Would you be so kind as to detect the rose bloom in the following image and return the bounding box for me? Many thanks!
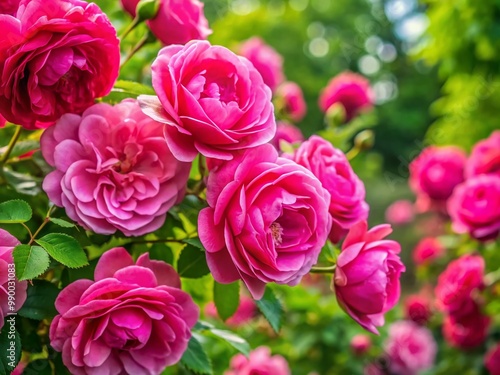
[41,99,190,236]
[204,295,257,327]
[270,121,304,151]
[275,82,307,122]
[225,347,290,375]
[0,0,119,129]
[466,131,500,178]
[50,247,199,375]
[333,221,405,334]
[198,144,331,299]
[385,199,414,225]
[120,0,211,46]
[448,174,500,241]
[0,114,6,128]
[384,321,437,375]
[286,135,369,243]
[140,40,276,162]
[0,229,27,326]
[404,294,432,325]
[238,37,285,92]
[485,343,500,375]
[0,0,19,15]
[409,146,467,212]
[412,237,445,266]
[443,303,490,350]
[351,334,371,356]
[318,71,374,122]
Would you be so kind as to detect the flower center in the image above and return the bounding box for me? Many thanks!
[269,222,283,246]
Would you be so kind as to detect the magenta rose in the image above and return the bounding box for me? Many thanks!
[350,334,371,356]
[385,199,414,225]
[0,114,6,128]
[443,303,490,350]
[270,121,304,151]
[120,0,211,45]
[404,294,432,325]
[384,321,437,375]
[448,174,500,241]
[204,295,257,327]
[198,144,331,299]
[286,135,369,243]
[486,343,500,375]
[275,81,306,122]
[238,37,285,92]
[333,221,405,334]
[50,247,199,375]
[0,0,19,15]
[466,131,500,178]
[318,71,374,122]
[412,237,444,266]
[409,146,466,212]
[41,99,190,236]
[0,0,119,129]
[140,40,276,162]
[225,346,290,375]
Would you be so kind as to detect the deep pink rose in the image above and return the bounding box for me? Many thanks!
[204,295,257,327]
[50,247,199,375]
[41,99,190,236]
[384,321,436,375]
[198,144,331,299]
[0,229,27,326]
[318,71,374,122]
[287,135,369,243]
[404,294,432,325]
[238,37,285,92]
[486,343,500,375]
[385,199,414,225]
[140,40,276,162]
[412,237,444,266]
[120,0,211,45]
[275,82,306,122]
[466,131,500,178]
[350,334,371,356]
[448,174,500,241]
[409,146,466,212]
[333,221,405,334]
[225,346,290,375]
[0,114,6,128]
[0,0,119,129]
[270,121,304,151]
[443,303,490,349]
[0,0,19,15]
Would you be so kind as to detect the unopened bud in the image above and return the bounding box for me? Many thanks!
[325,103,346,128]
[136,0,160,21]
[354,130,375,150]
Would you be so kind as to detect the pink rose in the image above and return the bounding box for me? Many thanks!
[385,199,414,225]
[198,144,331,299]
[0,0,119,129]
[318,71,374,122]
[485,343,500,375]
[204,295,257,327]
[448,174,500,241]
[384,321,437,375]
[404,294,432,325]
[0,114,6,128]
[443,303,490,349]
[41,99,190,236]
[333,221,405,334]
[0,229,27,325]
[409,146,466,212]
[286,135,369,243]
[275,82,306,122]
[350,334,371,356]
[140,40,276,162]
[120,0,211,45]
[466,131,500,178]
[50,247,199,375]
[270,121,304,151]
[0,0,19,15]
[412,237,444,266]
[238,37,285,92]
[225,346,290,375]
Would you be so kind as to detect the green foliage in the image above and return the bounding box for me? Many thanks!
[49,218,75,228]
[35,233,89,269]
[213,282,240,321]
[0,199,32,223]
[255,287,284,334]
[177,244,211,279]
[18,280,59,320]
[181,334,213,375]
[0,326,21,374]
[13,245,50,281]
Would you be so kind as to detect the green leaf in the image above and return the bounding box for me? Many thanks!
[36,233,88,268]
[22,359,52,375]
[18,280,59,320]
[180,334,212,375]
[183,237,205,250]
[213,281,239,321]
[0,199,32,223]
[149,243,174,265]
[2,170,41,196]
[8,140,39,159]
[208,328,250,356]
[49,218,75,228]
[255,287,283,333]
[13,245,50,281]
[177,244,210,279]
[112,80,155,96]
[0,322,21,374]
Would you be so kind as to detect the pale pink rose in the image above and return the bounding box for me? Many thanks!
[225,346,290,375]
[466,131,500,178]
[404,294,432,325]
[238,37,285,92]
[120,0,211,45]
[447,174,500,241]
[286,135,369,243]
[485,343,500,375]
[333,221,405,334]
[204,295,257,327]
[385,321,437,375]
[443,303,490,349]
[198,144,331,299]
[385,200,414,225]
[140,40,276,162]
[0,0,19,15]
[41,99,190,236]
[412,237,445,266]
[319,71,374,122]
[350,334,371,355]
[270,121,304,151]
[0,0,119,129]
[275,82,306,122]
[50,247,199,375]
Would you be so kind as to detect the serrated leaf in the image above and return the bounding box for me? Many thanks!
[50,218,75,228]
[18,280,59,320]
[180,334,212,375]
[183,237,205,250]
[208,328,250,356]
[177,244,210,278]
[13,245,50,281]
[0,323,21,374]
[255,287,283,333]
[36,233,88,268]
[213,281,239,321]
[0,199,32,223]
[149,243,174,265]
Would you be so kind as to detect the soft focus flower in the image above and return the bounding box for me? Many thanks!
[225,346,290,375]
[404,294,432,325]
[204,295,257,327]
[384,321,437,375]
[140,40,276,162]
[333,221,405,334]
[0,0,19,15]
[351,334,371,355]
[466,131,500,178]
[275,82,306,122]
[287,135,369,243]
[485,343,500,375]
[238,37,285,92]
[385,200,414,225]
[0,0,120,129]
[50,247,199,375]
[41,99,190,236]
[447,174,500,241]
[409,146,466,212]
[120,0,211,45]
[364,362,386,375]
[412,237,445,266]
[443,304,490,350]
[270,121,304,151]
[198,144,331,299]
[318,71,374,122]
